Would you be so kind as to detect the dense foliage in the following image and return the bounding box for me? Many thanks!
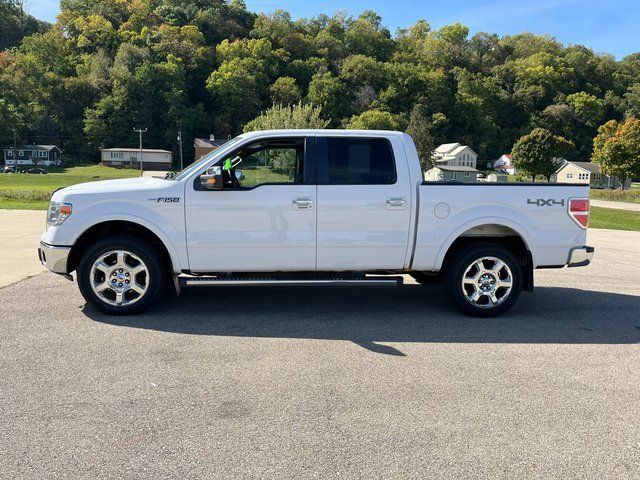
[1,1,640,166]
[243,103,328,132]
[592,118,640,188]
[511,128,574,180]
[0,0,49,50]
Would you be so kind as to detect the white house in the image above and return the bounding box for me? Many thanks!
[493,154,516,175]
[100,148,172,170]
[3,145,62,167]
[432,143,478,169]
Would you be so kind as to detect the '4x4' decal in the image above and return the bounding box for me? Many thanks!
[527,198,565,207]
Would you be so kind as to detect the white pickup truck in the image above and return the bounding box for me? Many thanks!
[39,130,593,317]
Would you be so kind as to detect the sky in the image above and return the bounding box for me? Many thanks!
[26,0,640,59]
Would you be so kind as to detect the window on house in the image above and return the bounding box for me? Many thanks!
[464,172,470,177]
[7,150,12,157]
[18,150,23,156]
[567,173,573,179]
[452,172,457,180]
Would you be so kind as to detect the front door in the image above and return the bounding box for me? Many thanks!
[185,137,317,272]
[316,136,412,270]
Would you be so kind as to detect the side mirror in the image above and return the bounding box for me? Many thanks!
[200,166,223,190]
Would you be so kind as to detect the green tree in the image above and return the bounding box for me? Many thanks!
[306,72,348,124]
[206,57,268,133]
[346,109,404,130]
[566,92,604,127]
[592,118,640,190]
[0,0,50,50]
[270,77,301,106]
[344,11,394,61]
[512,128,574,181]
[243,102,328,131]
[406,106,447,170]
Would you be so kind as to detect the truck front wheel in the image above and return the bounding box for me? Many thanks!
[445,242,522,317]
[77,235,169,315]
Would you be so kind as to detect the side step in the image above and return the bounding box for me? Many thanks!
[179,275,404,288]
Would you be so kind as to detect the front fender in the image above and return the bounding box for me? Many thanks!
[42,200,186,273]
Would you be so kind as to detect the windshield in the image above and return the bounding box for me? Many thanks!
[172,136,245,182]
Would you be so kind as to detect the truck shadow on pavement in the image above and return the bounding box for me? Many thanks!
[85,285,640,356]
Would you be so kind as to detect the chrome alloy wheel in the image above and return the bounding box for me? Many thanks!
[461,256,513,309]
[90,250,149,307]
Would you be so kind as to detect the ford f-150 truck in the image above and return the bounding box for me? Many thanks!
[39,130,593,317]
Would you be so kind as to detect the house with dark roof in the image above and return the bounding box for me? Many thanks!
[425,165,479,183]
[3,145,62,167]
[194,135,228,160]
[554,161,631,189]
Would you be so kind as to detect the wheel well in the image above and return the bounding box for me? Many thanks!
[441,225,534,292]
[67,221,173,273]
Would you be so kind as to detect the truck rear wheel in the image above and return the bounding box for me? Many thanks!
[444,242,522,317]
[77,235,169,315]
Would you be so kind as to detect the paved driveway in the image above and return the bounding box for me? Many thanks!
[0,209,45,287]
[1,229,639,479]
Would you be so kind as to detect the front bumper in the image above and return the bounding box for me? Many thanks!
[38,242,71,274]
[567,246,594,267]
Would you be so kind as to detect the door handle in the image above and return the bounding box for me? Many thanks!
[292,197,314,210]
[386,197,407,208]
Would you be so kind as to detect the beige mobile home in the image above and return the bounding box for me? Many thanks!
[100,148,172,170]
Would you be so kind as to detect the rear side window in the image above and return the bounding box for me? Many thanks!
[318,137,396,185]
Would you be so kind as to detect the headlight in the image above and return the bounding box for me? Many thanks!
[47,201,73,226]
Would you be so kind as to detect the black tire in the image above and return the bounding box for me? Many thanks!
[444,242,522,318]
[77,234,169,315]
[410,272,441,284]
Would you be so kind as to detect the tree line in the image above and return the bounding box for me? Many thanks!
[1,0,640,170]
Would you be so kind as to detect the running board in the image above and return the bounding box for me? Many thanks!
[179,275,404,288]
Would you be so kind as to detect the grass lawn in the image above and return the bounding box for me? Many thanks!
[589,206,640,231]
[0,164,139,210]
[589,188,640,204]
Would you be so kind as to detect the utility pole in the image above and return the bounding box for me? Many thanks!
[177,130,184,171]
[133,127,147,176]
[11,128,17,171]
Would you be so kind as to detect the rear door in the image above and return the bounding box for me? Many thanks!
[316,135,412,270]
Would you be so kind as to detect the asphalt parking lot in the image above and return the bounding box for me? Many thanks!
[1,229,640,479]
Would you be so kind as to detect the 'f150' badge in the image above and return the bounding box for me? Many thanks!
[148,197,181,203]
[527,198,565,207]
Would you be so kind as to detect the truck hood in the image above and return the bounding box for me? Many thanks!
[54,177,173,197]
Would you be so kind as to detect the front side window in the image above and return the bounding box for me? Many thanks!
[205,138,306,189]
[7,150,12,157]
[318,137,395,185]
